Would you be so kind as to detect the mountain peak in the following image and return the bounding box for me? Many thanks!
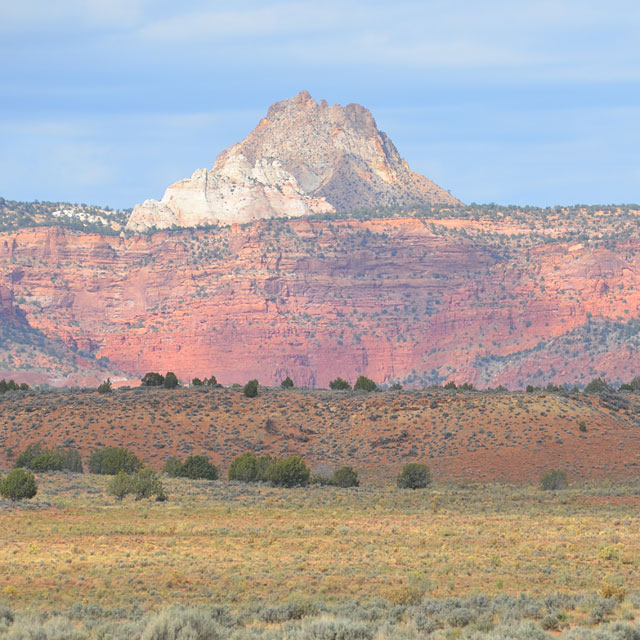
[127,93,460,231]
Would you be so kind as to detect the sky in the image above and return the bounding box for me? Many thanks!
[0,0,638,209]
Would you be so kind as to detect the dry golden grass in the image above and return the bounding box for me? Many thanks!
[1,473,639,612]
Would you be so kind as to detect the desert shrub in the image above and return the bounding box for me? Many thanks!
[584,377,609,394]
[228,452,259,482]
[443,381,457,390]
[354,376,377,392]
[107,471,133,501]
[15,443,83,473]
[540,469,568,490]
[2,614,88,640]
[14,442,45,469]
[162,456,183,477]
[177,455,218,480]
[132,468,167,501]
[88,447,142,475]
[332,466,360,488]
[397,463,431,489]
[97,378,112,393]
[164,372,179,389]
[389,383,403,391]
[540,614,559,630]
[0,468,37,501]
[141,606,225,640]
[107,469,167,501]
[243,379,259,397]
[266,456,310,487]
[30,451,63,472]
[329,377,351,390]
[191,377,204,386]
[206,376,218,387]
[281,376,294,388]
[141,372,165,387]
[0,379,29,393]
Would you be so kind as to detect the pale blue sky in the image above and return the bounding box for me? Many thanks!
[1,0,638,208]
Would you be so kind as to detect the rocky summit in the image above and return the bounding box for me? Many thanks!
[127,91,459,231]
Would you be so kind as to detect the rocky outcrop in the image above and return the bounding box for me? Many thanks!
[127,91,459,231]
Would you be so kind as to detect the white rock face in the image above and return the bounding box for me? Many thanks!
[127,154,335,231]
[127,91,459,232]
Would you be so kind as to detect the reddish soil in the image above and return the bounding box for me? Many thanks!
[1,387,639,483]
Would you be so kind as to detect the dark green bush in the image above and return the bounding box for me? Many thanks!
[15,443,83,473]
[0,468,37,501]
[243,379,259,397]
[584,378,609,394]
[353,376,377,392]
[0,379,29,393]
[331,466,360,488]
[30,451,63,472]
[141,372,165,387]
[540,469,568,490]
[97,378,112,393]
[228,453,276,482]
[228,452,259,482]
[162,456,183,477]
[132,468,167,501]
[107,469,167,501]
[397,463,431,489]
[266,456,310,487]
[89,447,143,475]
[281,376,294,389]
[191,377,204,386]
[329,377,351,391]
[106,470,132,500]
[177,455,218,480]
[164,372,179,389]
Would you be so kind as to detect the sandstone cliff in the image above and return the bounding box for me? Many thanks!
[127,91,459,231]
[3,206,640,389]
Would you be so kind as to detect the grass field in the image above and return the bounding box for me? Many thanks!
[1,473,639,638]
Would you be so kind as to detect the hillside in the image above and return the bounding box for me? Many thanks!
[1,387,639,483]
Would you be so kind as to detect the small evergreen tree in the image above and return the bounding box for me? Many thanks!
[329,377,351,391]
[0,468,37,501]
[540,469,568,490]
[353,376,377,392]
[132,468,167,501]
[206,375,218,387]
[164,372,179,389]
[280,376,294,389]
[141,372,165,387]
[162,456,183,477]
[584,378,609,394]
[397,463,431,489]
[97,378,112,393]
[266,456,310,487]
[228,452,259,482]
[332,466,359,488]
[107,470,133,500]
[243,379,259,398]
[178,455,218,480]
[191,377,204,387]
[89,447,143,475]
